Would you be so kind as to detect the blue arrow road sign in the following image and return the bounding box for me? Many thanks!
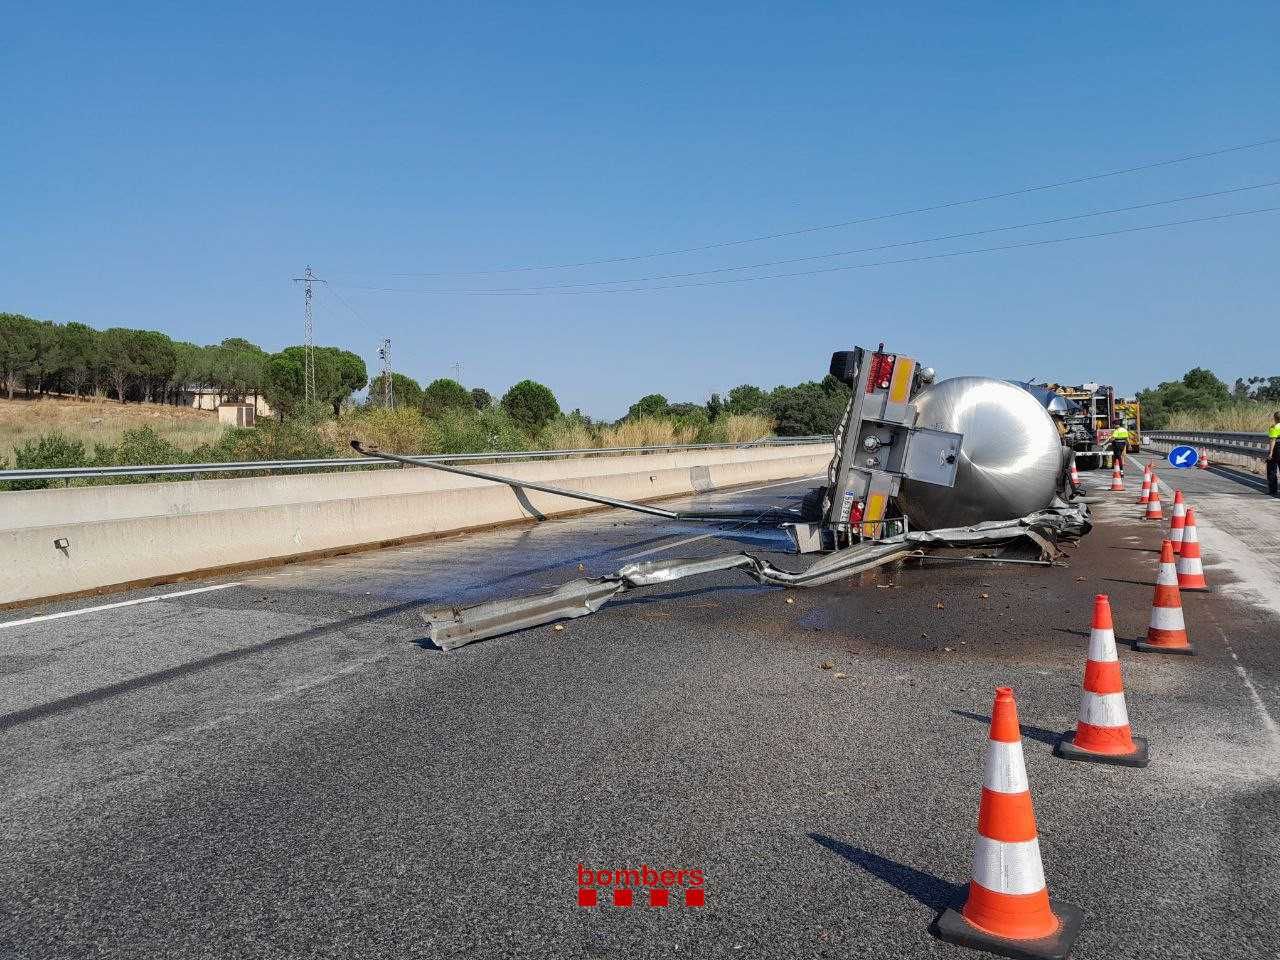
[1168,445,1199,469]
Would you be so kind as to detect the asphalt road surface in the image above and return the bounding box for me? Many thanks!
[2,460,1278,959]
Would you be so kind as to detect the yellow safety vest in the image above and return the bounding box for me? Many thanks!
[1270,424,1280,440]
[1112,428,1130,441]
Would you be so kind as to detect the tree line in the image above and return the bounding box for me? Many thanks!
[1,310,856,437]
[1136,367,1280,428]
[624,375,853,437]
[0,312,367,417]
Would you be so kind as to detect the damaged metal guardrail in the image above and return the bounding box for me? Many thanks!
[347,442,802,524]
[422,501,1090,650]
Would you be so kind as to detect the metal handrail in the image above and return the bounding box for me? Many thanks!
[0,436,833,483]
[1146,430,1267,442]
[1143,430,1269,461]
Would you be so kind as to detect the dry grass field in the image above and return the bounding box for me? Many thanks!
[1163,403,1276,432]
[0,397,224,462]
[1,399,781,471]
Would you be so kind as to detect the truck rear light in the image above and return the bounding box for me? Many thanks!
[866,353,896,394]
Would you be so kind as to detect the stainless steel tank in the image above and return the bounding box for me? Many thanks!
[899,377,1064,530]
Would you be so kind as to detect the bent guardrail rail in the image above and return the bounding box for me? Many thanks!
[0,437,833,484]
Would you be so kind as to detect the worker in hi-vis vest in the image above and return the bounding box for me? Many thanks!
[1110,423,1131,473]
[1267,411,1280,497]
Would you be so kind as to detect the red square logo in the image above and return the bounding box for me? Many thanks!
[684,888,705,907]
[577,888,597,908]
[648,888,669,908]
[612,888,634,908]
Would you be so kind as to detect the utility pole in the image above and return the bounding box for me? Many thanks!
[291,266,321,405]
[378,338,393,407]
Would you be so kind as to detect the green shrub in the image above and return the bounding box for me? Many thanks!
[344,407,441,454]
[695,419,729,444]
[670,405,710,437]
[89,425,192,484]
[436,408,530,454]
[194,421,338,463]
[10,432,89,490]
[116,426,186,464]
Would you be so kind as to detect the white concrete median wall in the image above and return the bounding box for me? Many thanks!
[0,444,831,606]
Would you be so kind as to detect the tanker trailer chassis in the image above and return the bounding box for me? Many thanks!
[785,346,962,552]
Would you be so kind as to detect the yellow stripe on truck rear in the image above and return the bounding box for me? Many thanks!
[862,492,887,539]
[889,357,915,404]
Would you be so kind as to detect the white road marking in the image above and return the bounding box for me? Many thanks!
[692,473,825,499]
[618,474,823,562]
[1220,628,1280,749]
[0,583,243,631]
[621,531,719,561]
[1233,653,1280,738]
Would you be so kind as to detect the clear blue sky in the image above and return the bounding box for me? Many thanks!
[3,2,1277,419]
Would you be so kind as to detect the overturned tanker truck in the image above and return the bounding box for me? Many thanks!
[354,344,1091,649]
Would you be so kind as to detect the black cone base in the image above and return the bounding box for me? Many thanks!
[932,902,1082,960]
[1134,640,1196,655]
[1054,732,1149,768]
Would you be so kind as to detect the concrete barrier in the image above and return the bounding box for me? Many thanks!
[0,444,830,607]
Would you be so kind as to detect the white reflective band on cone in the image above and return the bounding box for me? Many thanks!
[1179,557,1204,573]
[972,836,1048,895]
[1079,690,1130,727]
[1150,605,1186,630]
[1156,564,1179,586]
[1087,628,1118,662]
[981,740,1029,794]
[1170,527,1185,543]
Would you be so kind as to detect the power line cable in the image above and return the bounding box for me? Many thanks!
[329,205,1280,296]
[320,283,365,323]
[329,135,1280,278]
[333,179,1279,293]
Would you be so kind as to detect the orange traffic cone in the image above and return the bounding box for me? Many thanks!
[1197,449,1209,469]
[1109,460,1124,491]
[1055,596,1149,767]
[1136,467,1151,504]
[1136,540,1195,655]
[933,688,1081,958]
[1168,491,1186,553]
[1069,460,1081,489]
[1143,476,1163,520]
[1176,507,1209,591]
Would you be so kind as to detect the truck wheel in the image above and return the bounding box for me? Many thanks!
[799,485,828,522]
